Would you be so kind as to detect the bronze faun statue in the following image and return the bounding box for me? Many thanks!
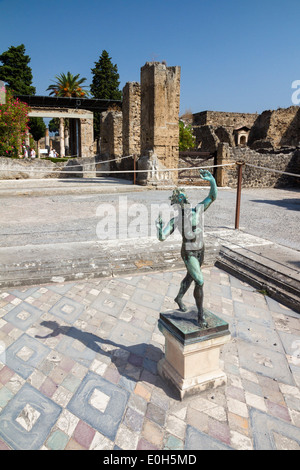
[156,169,217,327]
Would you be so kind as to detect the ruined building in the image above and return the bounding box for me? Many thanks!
[184,106,300,154]
[99,61,181,185]
[248,106,300,150]
[10,61,298,188]
[178,106,300,189]
[188,111,258,153]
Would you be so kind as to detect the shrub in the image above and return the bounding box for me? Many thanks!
[0,89,30,157]
[179,120,196,151]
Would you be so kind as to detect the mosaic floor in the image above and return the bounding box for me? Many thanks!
[0,268,300,450]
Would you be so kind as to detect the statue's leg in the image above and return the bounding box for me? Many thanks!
[185,255,207,327]
[174,272,193,312]
[194,284,205,323]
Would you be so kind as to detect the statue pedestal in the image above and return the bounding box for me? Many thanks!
[158,309,231,400]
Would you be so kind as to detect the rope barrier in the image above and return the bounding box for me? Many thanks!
[245,163,300,178]
[34,154,134,169]
[0,160,298,178]
[96,155,133,165]
[0,163,235,174]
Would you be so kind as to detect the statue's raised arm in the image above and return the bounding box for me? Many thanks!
[195,169,218,213]
[156,214,177,242]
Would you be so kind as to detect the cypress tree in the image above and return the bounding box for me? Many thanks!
[90,50,122,100]
[90,50,122,140]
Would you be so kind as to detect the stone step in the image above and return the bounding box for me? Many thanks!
[1,229,299,320]
[216,246,300,313]
[0,235,221,289]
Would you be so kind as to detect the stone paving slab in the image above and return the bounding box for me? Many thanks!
[0,267,300,450]
[0,178,150,197]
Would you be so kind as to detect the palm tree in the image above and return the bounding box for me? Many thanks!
[47,72,89,97]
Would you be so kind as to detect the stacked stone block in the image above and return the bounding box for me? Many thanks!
[139,62,181,184]
[99,111,123,159]
[122,82,141,157]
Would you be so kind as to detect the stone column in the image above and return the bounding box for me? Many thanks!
[59,118,65,157]
[79,115,94,158]
[122,82,141,157]
[45,127,50,147]
[64,126,69,156]
[139,62,181,185]
[216,142,232,187]
[99,111,123,159]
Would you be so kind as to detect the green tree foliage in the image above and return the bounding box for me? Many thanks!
[90,50,122,139]
[0,44,36,96]
[48,118,59,135]
[0,89,30,157]
[90,50,122,100]
[179,120,196,151]
[28,117,46,143]
[47,72,89,97]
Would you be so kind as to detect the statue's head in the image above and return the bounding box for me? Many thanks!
[169,188,189,207]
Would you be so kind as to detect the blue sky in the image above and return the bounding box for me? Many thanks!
[0,0,299,115]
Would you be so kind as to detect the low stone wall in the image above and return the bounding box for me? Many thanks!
[216,144,300,188]
[63,156,101,178]
[0,156,103,180]
[0,157,65,180]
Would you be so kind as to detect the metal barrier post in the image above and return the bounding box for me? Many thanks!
[235,161,245,230]
[133,155,136,185]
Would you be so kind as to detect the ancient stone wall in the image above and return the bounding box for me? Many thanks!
[192,107,300,153]
[248,106,300,149]
[192,111,258,129]
[139,62,181,184]
[216,143,300,188]
[99,110,123,159]
[188,111,257,153]
[192,125,219,153]
[122,82,141,157]
[80,117,94,158]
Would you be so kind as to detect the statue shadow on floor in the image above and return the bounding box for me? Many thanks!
[35,320,178,400]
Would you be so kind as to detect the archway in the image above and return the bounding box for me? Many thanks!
[239,135,247,146]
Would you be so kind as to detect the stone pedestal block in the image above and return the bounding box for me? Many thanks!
[158,309,231,400]
[137,150,172,186]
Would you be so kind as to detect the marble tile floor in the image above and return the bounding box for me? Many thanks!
[0,267,300,450]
